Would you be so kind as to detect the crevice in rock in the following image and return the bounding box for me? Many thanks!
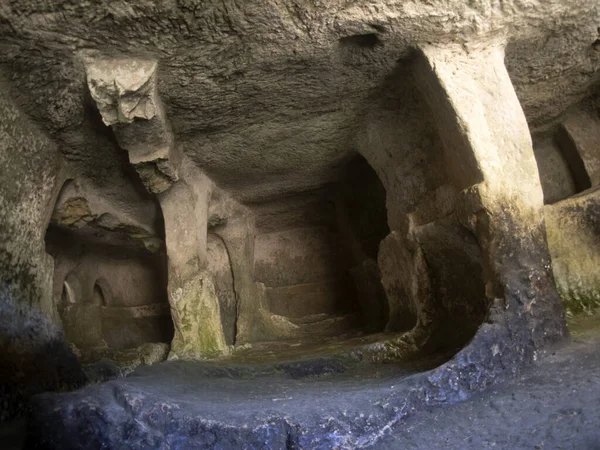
[554,126,592,194]
[339,33,382,49]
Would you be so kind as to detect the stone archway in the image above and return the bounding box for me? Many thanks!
[91,278,112,307]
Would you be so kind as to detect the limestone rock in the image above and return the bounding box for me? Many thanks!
[545,187,600,315]
[82,343,170,381]
[168,272,229,360]
[560,109,600,188]
[51,197,96,228]
[85,58,179,194]
[85,59,159,127]
[378,232,418,332]
[1,0,599,438]
[0,91,86,421]
[206,233,237,345]
[49,179,163,250]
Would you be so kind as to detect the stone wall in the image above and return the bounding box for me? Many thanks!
[0,86,85,422]
[535,99,600,316]
[251,162,389,337]
[254,226,353,319]
[46,231,172,350]
[206,233,236,345]
[545,188,600,314]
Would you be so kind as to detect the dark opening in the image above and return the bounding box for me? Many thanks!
[92,281,107,306]
[44,179,173,358]
[251,154,392,343]
[339,33,382,50]
[554,126,592,194]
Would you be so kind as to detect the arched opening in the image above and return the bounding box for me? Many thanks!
[349,54,490,361]
[191,57,494,367]
[91,280,107,306]
[247,153,391,347]
[44,175,173,367]
[61,280,75,305]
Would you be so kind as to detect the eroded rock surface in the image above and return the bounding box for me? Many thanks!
[168,271,228,360]
[1,0,600,446]
[545,187,600,314]
[85,58,180,194]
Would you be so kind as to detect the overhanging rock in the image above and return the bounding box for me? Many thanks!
[85,58,180,193]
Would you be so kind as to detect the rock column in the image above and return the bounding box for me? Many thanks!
[158,163,228,359]
[86,59,227,359]
[413,41,567,351]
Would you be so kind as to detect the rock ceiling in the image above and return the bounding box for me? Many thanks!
[0,0,598,205]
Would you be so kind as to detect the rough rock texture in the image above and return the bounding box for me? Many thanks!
[376,316,600,449]
[49,178,163,252]
[412,41,567,352]
[0,87,86,422]
[545,187,600,315]
[206,233,237,345]
[24,316,600,449]
[531,134,578,204]
[1,0,600,442]
[82,343,170,382]
[559,106,600,188]
[85,58,180,193]
[1,1,598,201]
[46,229,172,351]
[24,347,450,450]
[167,271,228,360]
[158,162,230,359]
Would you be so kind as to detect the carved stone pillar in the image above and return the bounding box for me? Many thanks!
[413,41,567,352]
[158,163,228,359]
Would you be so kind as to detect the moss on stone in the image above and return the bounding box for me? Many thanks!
[558,286,600,317]
[545,189,600,318]
[168,271,229,360]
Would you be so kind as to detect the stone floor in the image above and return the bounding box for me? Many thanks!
[377,313,600,449]
[25,345,452,448]
[7,313,600,449]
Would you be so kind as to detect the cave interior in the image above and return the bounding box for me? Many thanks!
[1,1,600,447]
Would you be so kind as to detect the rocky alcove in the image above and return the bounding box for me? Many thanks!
[1,1,600,449]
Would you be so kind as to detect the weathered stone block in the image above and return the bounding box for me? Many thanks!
[168,271,229,360]
[85,59,159,127]
[545,187,600,314]
[85,58,179,193]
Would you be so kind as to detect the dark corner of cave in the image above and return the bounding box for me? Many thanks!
[1,2,600,449]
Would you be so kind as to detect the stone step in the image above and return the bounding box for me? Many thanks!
[285,313,359,338]
[100,303,171,320]
[265,278,354,318]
